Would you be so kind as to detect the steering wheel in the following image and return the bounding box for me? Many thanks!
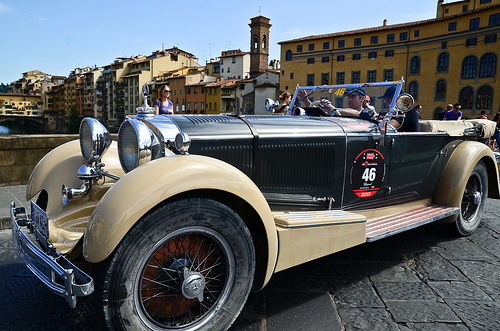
[309,101,339,116]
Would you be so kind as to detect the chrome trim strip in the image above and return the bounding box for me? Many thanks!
[278,219,366,229]
[10,203,94,308]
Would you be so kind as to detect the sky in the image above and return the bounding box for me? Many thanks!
[0,0,444,85]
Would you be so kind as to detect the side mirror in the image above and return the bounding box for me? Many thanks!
[395,93,414,113]
[265,98,279,112]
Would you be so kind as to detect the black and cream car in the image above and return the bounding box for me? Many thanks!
[11,80,500,331]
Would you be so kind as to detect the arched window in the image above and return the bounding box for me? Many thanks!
[462,55,477,79]
[479,53,497,78]
[459,86,474,109]
[433,107,445,120]
[262,34,267,50]
[435,79,447,100]
[410,56,420,74]
[409,81,419,101]
[476,85,493,109]
[254,34,258,49]
[285,50,293,61]
[437,52,449,72]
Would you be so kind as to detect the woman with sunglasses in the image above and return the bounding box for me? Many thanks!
[154,85,174,115]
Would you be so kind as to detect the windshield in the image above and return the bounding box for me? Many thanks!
[287,80,405,118]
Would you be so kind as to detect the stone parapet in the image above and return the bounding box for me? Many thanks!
[0,134,79,186]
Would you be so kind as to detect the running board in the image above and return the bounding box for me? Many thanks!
[366,205,459,242]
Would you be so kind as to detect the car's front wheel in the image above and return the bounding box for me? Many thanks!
[99,198,255,331]
[448,160,488,236]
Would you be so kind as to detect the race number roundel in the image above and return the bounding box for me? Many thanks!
[350,149,385,198]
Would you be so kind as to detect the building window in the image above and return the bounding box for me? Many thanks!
[352,71,361,84]
[307,74,315,86]
[385,50,394,58]
[309,44,315,51]
[469,18,480,30]
[489,13,500,25]
[290,72,294,79]
[479,53,497,78]
[227,67,230,73]
[286,50,293,61]
[322,56,330,63]
[466,37,478,47]
[384,69,394,82]
[410,56,420,75]
[442,41,447,49]
[414,30,420,37]
[387,34,395,43]
[368,52,377,59]
[368,70,377,83]
[435,79,446,101]
[232,56,236,63]
[354,38,361,46]
[485,34,497,44]
[297,45,303,52]
[409,81,419,101]
[437,52,450,73]
[476,85,493,109]
[480,0,492,3]
[321,73,330,85]
[462,5,468,12]
[400,32,408,41]
[448,22,457,31]
[459,87,474,109]
[370,36,378,44]
[462,55,478,79]
[307,58,315,64]
[337,72,345,85]
[337,55,345,62]
[323,42,330,49]
[353,53,361,60]
[338,40,345,48]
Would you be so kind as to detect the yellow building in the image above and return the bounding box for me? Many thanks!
[0,93,42,116]
[279,0,500,119]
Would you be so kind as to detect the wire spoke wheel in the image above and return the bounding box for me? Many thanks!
[138,228,234,328]
[100,198,255,331]
[449,161,488,236]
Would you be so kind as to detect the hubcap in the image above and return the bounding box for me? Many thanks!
[182,268,205,302]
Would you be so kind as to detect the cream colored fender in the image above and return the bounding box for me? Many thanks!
[434,141,500,220]
[26,140,123,215]
[83,154,278,287]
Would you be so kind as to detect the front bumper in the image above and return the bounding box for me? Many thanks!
[10,202,94,308]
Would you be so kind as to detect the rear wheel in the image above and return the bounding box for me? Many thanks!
[448,160,488,236]
[99,198,255,331]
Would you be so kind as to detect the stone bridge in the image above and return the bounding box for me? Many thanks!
[0,115,49,132]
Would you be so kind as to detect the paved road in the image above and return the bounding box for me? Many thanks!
[0,189,499,330]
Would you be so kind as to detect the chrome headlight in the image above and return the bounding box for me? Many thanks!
[118,118,162,173]
[395,93,414,113]
[79,118,112,164]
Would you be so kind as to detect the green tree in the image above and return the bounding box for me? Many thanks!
[64,105,81,133]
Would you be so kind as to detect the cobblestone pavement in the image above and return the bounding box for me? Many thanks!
[0,185,499,330]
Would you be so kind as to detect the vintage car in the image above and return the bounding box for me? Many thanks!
[11,80,500,331]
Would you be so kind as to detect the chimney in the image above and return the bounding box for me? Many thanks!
[383,19,387,26]
[436,0,444,18]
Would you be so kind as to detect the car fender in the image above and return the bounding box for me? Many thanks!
[434,141,500,213]
[83,154,278,286]
[26,140,123,215]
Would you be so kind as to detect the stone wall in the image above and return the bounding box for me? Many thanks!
[0,135,79,186]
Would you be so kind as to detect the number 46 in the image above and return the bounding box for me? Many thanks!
[362,168,376,181]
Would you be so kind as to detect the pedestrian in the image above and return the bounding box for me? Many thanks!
[476,110,488,120]
[154,85,173,115]
[443,103,462,120]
